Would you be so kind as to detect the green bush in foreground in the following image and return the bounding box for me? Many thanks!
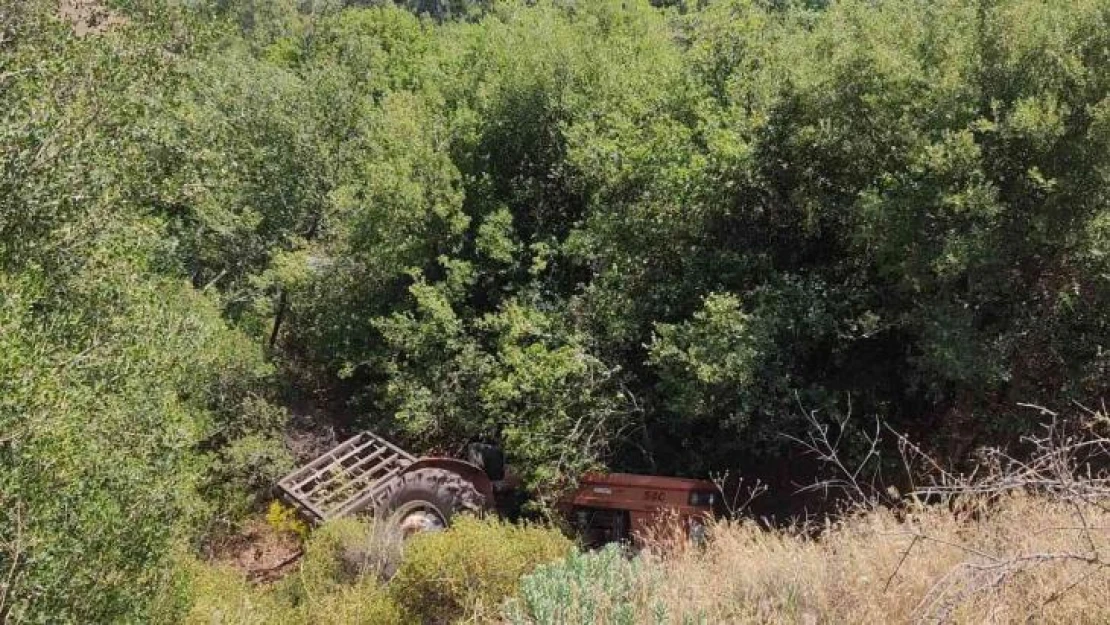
[389,516,573,623]
[505,545,667,625]
[282,517,403,600]
[180,516,570,624]
[178,520,406,625]
[181,560,405,625]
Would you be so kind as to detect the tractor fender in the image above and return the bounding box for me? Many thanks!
[401,457,495,510]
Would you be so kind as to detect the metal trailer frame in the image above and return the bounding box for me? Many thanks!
[276,432,416,522]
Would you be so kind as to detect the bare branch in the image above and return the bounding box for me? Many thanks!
[785,393,886,508]
[0,501,26,622]
[709,472,767,519]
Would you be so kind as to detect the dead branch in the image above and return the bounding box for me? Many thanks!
[906,404,1110,622]
[883,533,921,592]
[709,472,767,518]
[785,394,886,507]
[790,399,1110,620]
[0,501,25,622]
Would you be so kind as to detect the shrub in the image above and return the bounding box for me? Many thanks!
[287,517,404,598]
[298,577,407,625]
[505,545,667,625]
[179,559,287,624]
[180,560,405,625]
[178,521,407,625]
[264,501,309,542]
[206,434,295,523]
[389,516,572,623]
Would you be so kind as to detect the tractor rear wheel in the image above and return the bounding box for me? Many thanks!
[381,468,486,538]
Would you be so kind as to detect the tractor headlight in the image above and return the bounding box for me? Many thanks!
[688,491,716,507]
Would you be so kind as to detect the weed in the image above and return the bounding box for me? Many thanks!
[265,500,308,541]
[389,516,571,623]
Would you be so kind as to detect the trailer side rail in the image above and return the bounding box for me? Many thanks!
[276,432,416,522]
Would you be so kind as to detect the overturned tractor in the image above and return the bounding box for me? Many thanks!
[276,430,716,545]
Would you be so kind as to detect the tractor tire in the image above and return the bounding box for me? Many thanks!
[466,442,505,481]
[380,468,486,538]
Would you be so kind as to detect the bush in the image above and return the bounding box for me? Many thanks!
[180,561,405,625]
[179,560,287,624]
[389,516,572,623]
[505,545,667,625]
[264,501,309,541]
[299,578,407,625]
[287,517,403,598]
[205,435,295,523]
[178,520,407,625]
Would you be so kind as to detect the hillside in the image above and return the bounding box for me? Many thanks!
[1,0,1107,621]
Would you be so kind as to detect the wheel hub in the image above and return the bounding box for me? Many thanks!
[396,504,446,538]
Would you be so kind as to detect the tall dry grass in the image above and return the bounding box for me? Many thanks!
[645,495,1110,624]
[511,406,1110,624]
[507,495,1110,624]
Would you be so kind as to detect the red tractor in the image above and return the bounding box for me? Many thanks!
[559,472,718,547]
[277,431,717,544]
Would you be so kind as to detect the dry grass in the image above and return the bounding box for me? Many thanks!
[511,406,1110,624]
[508,496,1110,624]
[642,495,1110,624]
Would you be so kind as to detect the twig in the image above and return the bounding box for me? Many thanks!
[884,533,921,592]
[909,404,1110,621]
[710,472,767,518]
[0,502,25,621]
[1039,567,1100,610]
[785,393,885,507]
[246,549,304,583]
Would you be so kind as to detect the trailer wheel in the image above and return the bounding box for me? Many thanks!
[382,468,486,538]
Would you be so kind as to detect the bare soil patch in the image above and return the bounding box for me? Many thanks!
[58,0,125,36]
[204,520,304,584]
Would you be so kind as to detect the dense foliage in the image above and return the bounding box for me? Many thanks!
[0,2,289,621]
[1,0,1107,620]
[240,0,1109,478]
[390,516,572,622]
[181,516,569,624]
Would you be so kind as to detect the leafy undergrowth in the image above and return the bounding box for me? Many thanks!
[179,516,571,624]
[180,518,404,624]
[180,494,1110,624]
[391,517,573,623]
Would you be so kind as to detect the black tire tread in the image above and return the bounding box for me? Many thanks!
[378,468,486,524]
